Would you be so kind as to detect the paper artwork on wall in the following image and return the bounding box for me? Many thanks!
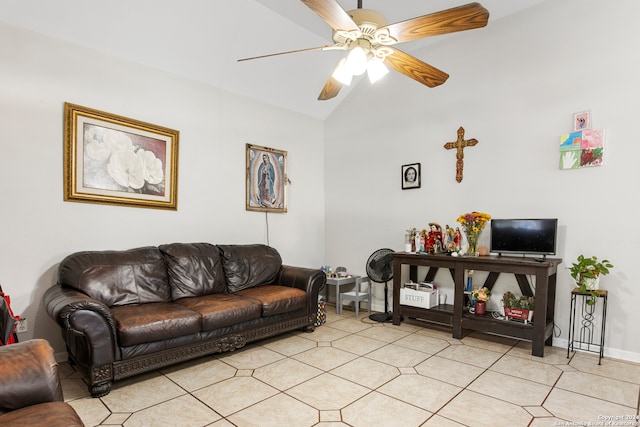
[573,110,591,131]
[559,129,605,169]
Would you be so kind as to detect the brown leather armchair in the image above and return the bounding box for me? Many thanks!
[0,339,84,426]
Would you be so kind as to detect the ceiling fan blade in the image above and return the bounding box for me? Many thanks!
[382,2,489,43]
[318,76,342,100]
[385,48,449,88]
[238,45,333,62]
[301,0,359,32]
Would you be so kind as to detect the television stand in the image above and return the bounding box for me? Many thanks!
[391,253,562,357]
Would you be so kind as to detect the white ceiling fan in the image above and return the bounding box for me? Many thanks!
[239,0,489,100]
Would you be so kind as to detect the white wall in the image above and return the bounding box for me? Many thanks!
[324,0,640,361]
[2,0,637,363]
[0,23,325,355]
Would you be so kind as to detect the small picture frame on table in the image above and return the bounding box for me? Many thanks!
[401,163,421,190]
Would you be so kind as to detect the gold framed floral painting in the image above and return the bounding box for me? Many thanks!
[246,144,287,213]
[63,103,179,210]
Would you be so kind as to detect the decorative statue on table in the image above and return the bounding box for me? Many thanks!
[426,222,444,253]
[443,225,463,253]
[444,225,455,252]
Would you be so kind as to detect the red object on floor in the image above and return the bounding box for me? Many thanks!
[0,285,20,345]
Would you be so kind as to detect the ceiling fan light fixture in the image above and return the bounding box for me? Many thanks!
[332,58,353,85]
[367,57,389,84]
[346,45,368,76]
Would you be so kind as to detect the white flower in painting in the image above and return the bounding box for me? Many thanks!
[104,130,134,154]
[86,139,111,161]
[84,126,111,161]
[107,149,145,189]
[136,149,164,185]
[84,127,135,161]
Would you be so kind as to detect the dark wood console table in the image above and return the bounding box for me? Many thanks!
[392,253,562,357]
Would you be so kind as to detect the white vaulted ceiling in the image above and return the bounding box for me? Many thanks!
[0,0,550,119]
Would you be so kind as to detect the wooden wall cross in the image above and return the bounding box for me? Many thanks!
[444,126,478,183]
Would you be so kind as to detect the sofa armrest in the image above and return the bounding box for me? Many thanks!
[0,339,62,413]
[276,265,326,313]
[44,285,118,366]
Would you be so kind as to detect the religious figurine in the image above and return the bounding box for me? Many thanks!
[444,225,457,252]
[425,222,444,253]
[455,227,462,251]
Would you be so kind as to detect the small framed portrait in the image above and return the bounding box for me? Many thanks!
[573,110,591,131]
[401,163,421,190]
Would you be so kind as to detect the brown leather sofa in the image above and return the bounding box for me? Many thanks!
[44,243,325,398]
[0,339,84,426]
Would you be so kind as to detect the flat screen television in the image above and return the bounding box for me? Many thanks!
[490,218,558,257]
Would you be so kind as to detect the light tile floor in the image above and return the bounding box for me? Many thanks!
[61,307,640,427]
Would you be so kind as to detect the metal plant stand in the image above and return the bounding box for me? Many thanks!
[567,288,608,364]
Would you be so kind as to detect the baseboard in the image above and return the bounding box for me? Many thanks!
[55,351,69,364]
[368,301,640,364]
[370,301,385,313]
[553,337,640,364]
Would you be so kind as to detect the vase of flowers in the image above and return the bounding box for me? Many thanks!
[472,287,491,315]
[457,211,491,256]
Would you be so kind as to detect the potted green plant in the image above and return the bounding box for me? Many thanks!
[569,255,613,305]
[501,292,534,323]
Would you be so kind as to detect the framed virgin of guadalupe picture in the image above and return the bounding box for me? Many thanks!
[246,144,288,213]
[401,163,421,190]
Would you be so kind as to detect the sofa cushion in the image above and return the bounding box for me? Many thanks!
[57,247,170,307]
[0,402,84,427]
[218,244,282,293]
[176,294,262,331]
[110,302,201,347]
[159,243,227,300]
[235,285,307,317]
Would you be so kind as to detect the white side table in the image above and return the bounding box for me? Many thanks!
[339,276,370,318]
[325,275,363,315]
